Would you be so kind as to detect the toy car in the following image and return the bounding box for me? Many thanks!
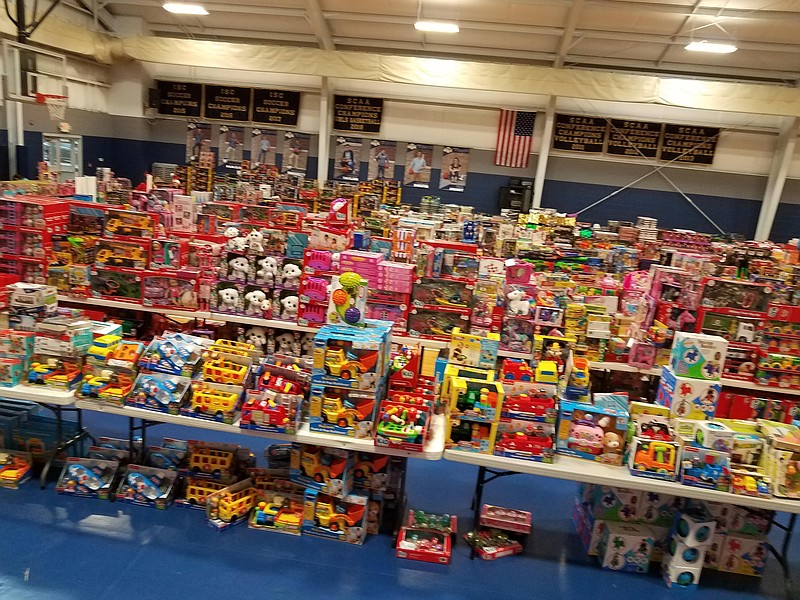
[535,360,559,384]
[66,464,106,490]
[0,453,30,483]
[86,334,122,362]
[501,358,534,382]
[495,431,553,453]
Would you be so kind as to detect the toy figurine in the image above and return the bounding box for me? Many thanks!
[506,289,530,316]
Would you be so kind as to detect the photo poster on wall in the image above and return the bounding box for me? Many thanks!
[439,146,470,192]
[250,128,278,166]
[218,125,245,166]
[404,143,433,189]
[185,122,212,162]
[282,131,310,177]
[368,140,397,181]
[333,136,363,181]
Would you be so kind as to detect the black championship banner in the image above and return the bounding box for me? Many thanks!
[659,124,720,164]
[606,119,662,159]
[203,85,252,121]
[252,89,300,126]
[156,80,202,117]
[333,95,383,133]
[552,114,606,153]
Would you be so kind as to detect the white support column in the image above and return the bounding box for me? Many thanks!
[317,75,332,188]
[5,100,23,177]
[532,95,556,209]
[754,117,800,241]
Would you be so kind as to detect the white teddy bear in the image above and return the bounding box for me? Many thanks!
[247,229,265,253]
[244,289,267,315]
[256,256,278,286]
[506,289,531,316]
[280,295,298,320]
[218,287,239,311]
[228,256,250,282]
[281,263,302,288]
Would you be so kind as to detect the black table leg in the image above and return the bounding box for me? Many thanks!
[766,512,797,600]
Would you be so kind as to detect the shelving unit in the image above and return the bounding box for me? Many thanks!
[69,400,445,459]
[1,384,76,406]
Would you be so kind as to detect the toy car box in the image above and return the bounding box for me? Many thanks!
[656,366,721,420]
[494,419,555,463]
[0,449,32,489]
[206,478,259,531]
[126,372,191,414]
[680,446,732,492]
[308,384,379,439]
[248,487,304,535]
[311,321,392,391]
[239,390,302,435]
[557,394,629,465]
[375,399,431,452]
[116,464,177,509]
[628,437,681,481]
[289,443,354,498]
[302,487,368,544]
[56,457,118,499]
[717,533,768,576]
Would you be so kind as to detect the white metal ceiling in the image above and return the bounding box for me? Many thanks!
[98,0,800,85]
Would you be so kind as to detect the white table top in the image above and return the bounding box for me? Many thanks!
[444,449,800,514]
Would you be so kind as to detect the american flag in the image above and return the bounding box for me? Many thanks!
[494,110,535,168]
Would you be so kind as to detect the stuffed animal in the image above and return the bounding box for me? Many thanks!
[244,289,267,315]
[280,294,299,320]
[247,229,265,253]
[273,331,295,354]
[506,289,530,316]
[228,256,250,282]
[300,332,315,356]
[217,287,239,311]
[242,326,268,351]
[260,297,272,317]
[281,263,302,288]
[256,256,278,286]
[602,431,621,454]
[228,237,248,253]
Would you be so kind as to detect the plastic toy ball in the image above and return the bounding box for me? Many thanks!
[331,289,349,306]
[676,572,695,586]
[339,271,362,293]
[682,547,700,563]
[695,525,711,544]
[344,307,361,324]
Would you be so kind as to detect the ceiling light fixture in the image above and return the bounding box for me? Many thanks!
[163,3,209,15]
[685,40,737,53]
[414,21,459,33]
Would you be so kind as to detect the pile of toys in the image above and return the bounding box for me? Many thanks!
[574,484,771,585]
[464,504,531,560]
[396,508,458,564]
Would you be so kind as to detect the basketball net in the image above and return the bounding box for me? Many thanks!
[35,93,67,122]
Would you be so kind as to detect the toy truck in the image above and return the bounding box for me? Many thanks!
[323,348,377,380]
[314,498,366,532]
[300,447,346,483]
[633,441,677,474]
[322,394,375,427]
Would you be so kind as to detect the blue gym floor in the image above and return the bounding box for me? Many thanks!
[0,411,795,600]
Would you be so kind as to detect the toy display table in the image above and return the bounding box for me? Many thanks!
[1,385,94,487]
[444,449,800,598]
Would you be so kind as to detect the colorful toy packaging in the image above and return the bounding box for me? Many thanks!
[206,479,259,531]
[557,394,629,465]
[289,443,353,498]
[448,327,500,370]
[327,271,368,326]
[717,533,768,576]
[248,487,305,535]
[597,522,654,573]
[656,366,721,420]
[680,446,732,492]
[0,449,32,488]
[311,321,392,391]
[308,385,377,438]
[396,509,457,564]
[670,332,728,381]
[56,457,118,499]
[375,399,431,452]
[302,488,368,544]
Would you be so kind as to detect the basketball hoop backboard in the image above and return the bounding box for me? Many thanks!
[3,40,67,102]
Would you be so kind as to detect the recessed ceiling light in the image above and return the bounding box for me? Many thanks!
[163,3,209,15]
[414,21,459,33]
[685,40,737,54]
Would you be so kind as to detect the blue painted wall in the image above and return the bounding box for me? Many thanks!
[9,133,793,241]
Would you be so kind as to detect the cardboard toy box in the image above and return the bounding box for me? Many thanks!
[597,522,655,573]
[670,331,728,381]
[656,366,721,420]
